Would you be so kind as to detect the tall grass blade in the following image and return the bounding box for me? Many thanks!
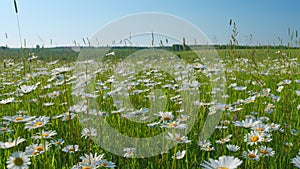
[14,0,18,13]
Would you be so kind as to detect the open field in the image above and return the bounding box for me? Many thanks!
[0,46,300,169]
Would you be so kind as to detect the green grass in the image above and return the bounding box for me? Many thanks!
[0,47,299,168]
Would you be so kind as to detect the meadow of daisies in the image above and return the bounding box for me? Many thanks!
[0,46,300,169]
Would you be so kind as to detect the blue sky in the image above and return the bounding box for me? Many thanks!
[1,0,300,47]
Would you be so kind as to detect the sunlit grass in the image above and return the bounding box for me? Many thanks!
[0,46,299,169]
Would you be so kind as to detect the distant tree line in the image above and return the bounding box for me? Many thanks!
[0,44,298,61]
[0,46,78,61]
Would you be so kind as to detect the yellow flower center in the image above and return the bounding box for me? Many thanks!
[256,128,264,131]
[1,128,7,132]
[220,139,226,142]
[13,157,24,166]
[163,116,171,121]
[52,93,57,97]
[55,142,61,145]
[101,163,108,167]
[14,117,24,121]
[42,133,49,137]
[249,153,256,158]
[251,136,259,142]
[34,146,44,152]
[174,137,182,142]
[180,117,187,121]
[68,147,75,152]
[217,167,229,169]
[168,123,177,127]
[261,150,268,154]
[33,121,43,127]
[82,167,91,169]
[205,147,213,151]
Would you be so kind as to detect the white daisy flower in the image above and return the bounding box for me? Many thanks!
[244,114,256,120]
[53,112,76,121]
[198,140,211,148]
[98,159,116,168]
[0,97,15,104]
[123,148,136,158]
[161,121,186,129]
[79,153,104,167]
[251,123,270,133]
[200,156,242,169]
[215,125,228,130]
[62,145,79,153]
[0,137,26,149]
[48,91,60,98]
[243,149,260,161]
[52,67,73,75]
[25,142,51,157]
[276,85,284,92]
[6,151,31,169]
[266,123,280,131]
[0,127,13,134]
[81,127,97,139]
[260,132,272,143]
[156,111,174,122]
[43,102,54,107]
[71,163,99,169]
[201,146,215,152]
[260,146,275,157]
[51,138,64,147]
[234,118,260,128]
[147,121,161,127]
[284,142,293,147]
[245,95,256,104]
[32,130,57,139]
[244,131,262,146]
[25,116,50,130]
[226,144,240,152]
[166,132,191,144]
[69,104,88,113]
[220,120,231,125]
[17,84,38,94]
[3,115,35,123]
[291,156,300,168]
[216,134,232,144]
[172,150,186,159]
[233,86,247,91]
[259,116,270,122]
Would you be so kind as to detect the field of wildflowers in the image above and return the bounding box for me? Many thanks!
[0,46,299,168]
